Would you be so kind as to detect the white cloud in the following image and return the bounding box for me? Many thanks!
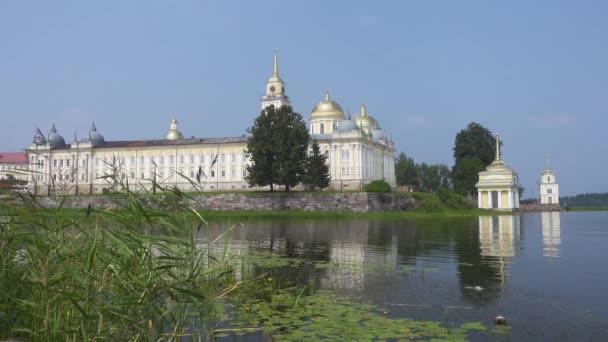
[528,114,576,127]
[406,115,425,128]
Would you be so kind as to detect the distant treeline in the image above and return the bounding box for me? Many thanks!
[560,193,608,207]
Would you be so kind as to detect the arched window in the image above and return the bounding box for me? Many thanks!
[320,123,325,134]
[548,176,551,182]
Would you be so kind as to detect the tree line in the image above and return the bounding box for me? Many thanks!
[396,122,512,196]
[560,193,608,207]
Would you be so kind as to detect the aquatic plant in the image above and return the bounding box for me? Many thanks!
[0,178,236,340]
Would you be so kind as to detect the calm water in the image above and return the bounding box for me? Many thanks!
[198,211,608,341]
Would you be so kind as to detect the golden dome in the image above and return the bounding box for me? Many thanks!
[353,103,379,134]
[310,90,346,119]
[165,118,184,140]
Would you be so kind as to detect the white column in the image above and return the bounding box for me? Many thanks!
[497,191,502,208]
[488,191,493,208]
[478,191,482,208]
[508,191,513,209]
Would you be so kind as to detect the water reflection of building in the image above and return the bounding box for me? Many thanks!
[541,212,561,258]
[322,221,399,292]
[477,215,522,295]
[479,215,521,258]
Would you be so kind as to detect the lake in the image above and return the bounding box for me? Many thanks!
[197,211,608,341]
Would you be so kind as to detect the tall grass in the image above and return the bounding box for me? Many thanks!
[0,174,237,340]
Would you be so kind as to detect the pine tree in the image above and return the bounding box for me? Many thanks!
[302,140,331,190]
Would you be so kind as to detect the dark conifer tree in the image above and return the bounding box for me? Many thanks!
[302,140,331,190]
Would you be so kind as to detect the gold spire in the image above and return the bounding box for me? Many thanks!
[324,89,330,101]
[360,103,368,117]
[495,135,501,161]
[273,49,279,76]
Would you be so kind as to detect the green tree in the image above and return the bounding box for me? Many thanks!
[395,152,418,187]
[453,122,499,165]
[451,157,485,195]
[416,163,451,192]
[245,105,310,192]
[302,140,331,190]
[452,122,498,195]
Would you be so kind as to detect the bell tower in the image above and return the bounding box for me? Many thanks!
[261,50,290,110]
[540,158,560,205]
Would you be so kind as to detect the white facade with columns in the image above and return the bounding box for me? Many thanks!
[475,136,521,211]
[26,51,395,195]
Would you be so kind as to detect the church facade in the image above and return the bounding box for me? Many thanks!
[539,160,559,205]
[26,51,395,195]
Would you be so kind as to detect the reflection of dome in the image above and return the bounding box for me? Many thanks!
[81,122,105,145]
[353,104,379,134]
[311,90,346,119]
[371,128,386,142]
[165,118,184,140]
[48,124,65,147]
[337,118,358,132]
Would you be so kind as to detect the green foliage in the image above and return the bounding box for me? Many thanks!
[452,122,498,196]
[412,190,474,212]
[0,181,235,340]
[395,152,418,187]
[416,162,452,192]
[453,122,498,166]
[245,105,309,191]
[394,152,451,191]
[452,156,485,196]
[365,179,392,193]
[302,140,331,190]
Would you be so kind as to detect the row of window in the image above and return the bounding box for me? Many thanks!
[94,153,248,167]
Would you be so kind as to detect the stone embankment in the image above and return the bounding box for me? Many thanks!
[33,192,416,213]
[518,203,562,212]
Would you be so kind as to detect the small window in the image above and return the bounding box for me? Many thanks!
[320,123,325,134]
[547,188,553,194]
[231,153,236,162]
[66,159,70,167]
[548,176,551,182]
[211,170,215,178]
[221,170,226,178]
[221,154,225,162]
[140,156,145,164]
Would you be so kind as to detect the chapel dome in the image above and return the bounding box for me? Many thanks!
[311,90,346,119]
[84,122,105,145]
[165,118,184,141]
[371,128,386,142]
[337,118,359,132]
[353,104,379,134]
[48,124,66,147]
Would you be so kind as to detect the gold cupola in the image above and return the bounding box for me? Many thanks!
[310,90,346,119]
[165,118,184,141]
[353,103,379,135]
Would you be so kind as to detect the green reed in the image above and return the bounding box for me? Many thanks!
[0,176,236,340]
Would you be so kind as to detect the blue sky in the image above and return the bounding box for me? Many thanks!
[1,1,606,196]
